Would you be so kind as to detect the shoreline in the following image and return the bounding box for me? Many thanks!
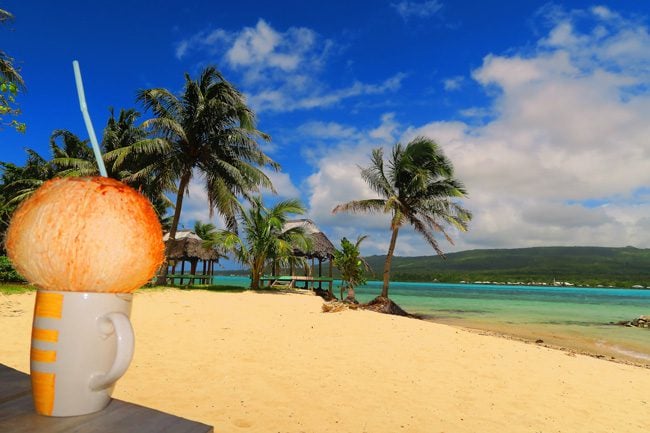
[413,311,650,368]
[2,289,650,432]
[437,321,650,369]
[326,300,650,369]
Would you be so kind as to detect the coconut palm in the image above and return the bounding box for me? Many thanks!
[0,149,53,207]
[133,66,278,242]
[333,136,471,299]
[193,221,217,240]
[49,109,174,224]
[1,8,25,133]
[0,150,54,249]
[0,9,23,88]
[207,197,311,290]
[49,130,96,176]
[332,235,369,303]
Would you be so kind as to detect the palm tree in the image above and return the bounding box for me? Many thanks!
[49,109,174,226]
[0,9,23,88]
[0,150,54,250]
[193,221,217,240]
[133,66,278,242]
[49,130,96,176]
[0,149,54,206]
[332,235,369,303]
[207,197,311,290]
[1,8,25,133]
[333,136,471,299]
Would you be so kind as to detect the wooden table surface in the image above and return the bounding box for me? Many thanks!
[0,364,213,433]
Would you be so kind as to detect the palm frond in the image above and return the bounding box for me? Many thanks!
[332,199,387,215]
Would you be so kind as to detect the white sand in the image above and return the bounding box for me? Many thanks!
[1,289,649,432]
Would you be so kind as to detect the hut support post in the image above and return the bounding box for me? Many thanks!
[318,259,323,289]
[329,259,333,293]
[180,261,185,285]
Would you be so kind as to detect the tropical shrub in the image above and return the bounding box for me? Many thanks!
[0,255,24,282]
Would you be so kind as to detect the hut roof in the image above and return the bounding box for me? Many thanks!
[283,219,336,260]
[163,230,202,241]
[164,231,221,262]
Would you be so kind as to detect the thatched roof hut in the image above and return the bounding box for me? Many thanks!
[283,219,336,260]
[163,230,221,276]
[163,231,221,262]
[275,220,336,292]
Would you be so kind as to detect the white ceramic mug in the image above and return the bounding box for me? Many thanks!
[30,290,134,416]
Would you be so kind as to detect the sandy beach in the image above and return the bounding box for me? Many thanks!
[1,288,649,432]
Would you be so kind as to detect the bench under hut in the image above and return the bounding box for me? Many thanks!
[267,219,336,293]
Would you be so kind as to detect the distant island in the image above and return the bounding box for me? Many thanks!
[216,246,650,288]
[363,246,650,288]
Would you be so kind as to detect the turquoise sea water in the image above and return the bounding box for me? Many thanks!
[210,276,650,363]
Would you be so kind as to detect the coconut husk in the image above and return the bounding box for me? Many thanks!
[322,301,359,313]
[360,296,413,317]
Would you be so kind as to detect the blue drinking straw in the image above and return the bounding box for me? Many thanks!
[72,60,107,177]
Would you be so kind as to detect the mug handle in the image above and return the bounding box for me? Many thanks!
[89,312,134,391]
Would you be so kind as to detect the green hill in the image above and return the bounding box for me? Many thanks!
[363,246,650,287]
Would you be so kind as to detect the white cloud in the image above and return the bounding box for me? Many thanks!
[443,75,464,91]
[245,73,406,113]
[175,28,230,60]
[392,0,443,20]
[297,121,359,140]
[260,168,301,199]
[176,19,405,112]
[225,20,318,82]
[302,6,650,257]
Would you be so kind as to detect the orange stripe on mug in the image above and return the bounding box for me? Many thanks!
[31,347,57,363]
[34,292,64,319]
[31,371,55,416]
[32,327,59,343]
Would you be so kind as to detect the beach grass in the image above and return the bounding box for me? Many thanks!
[0,283,36,295]
[0,283,252,294]
[144,284,248,293]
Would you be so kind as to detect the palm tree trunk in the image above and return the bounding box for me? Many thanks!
[156,171,192,285]
[251,266,261,290]
[381,226,400,298]
[251,272,259,290]
[169,171,191,239]
[250,257,264,290]
[347,285,356,302]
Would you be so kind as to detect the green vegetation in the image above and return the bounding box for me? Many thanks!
[0,109,175,250]
[364,246,650,288]
[0,66,277,277]
[134,66,277,284]
[332,236,368,303]
[143,284,247,293]
[0,255,23,282]
[0,283,34,294]
[0,8,26,133]
[205,197,311,290]
[193,221,218,241]
[333,136,471,299]
[135,66,277,240]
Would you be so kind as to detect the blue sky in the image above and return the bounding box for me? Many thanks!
[2,1,650,262]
